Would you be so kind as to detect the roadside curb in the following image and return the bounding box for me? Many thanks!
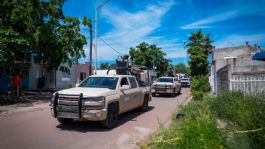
[164,95,192,128]
[0,101,49,117]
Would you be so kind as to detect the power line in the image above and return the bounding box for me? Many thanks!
[83,28,124,55]
[97,35,124,55]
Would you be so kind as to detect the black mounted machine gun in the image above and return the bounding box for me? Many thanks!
[115,55,148,86]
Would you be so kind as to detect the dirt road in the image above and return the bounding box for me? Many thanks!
[0,88,190,149]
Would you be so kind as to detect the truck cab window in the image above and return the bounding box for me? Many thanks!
[129,77,138,88]
[120,78,129,87]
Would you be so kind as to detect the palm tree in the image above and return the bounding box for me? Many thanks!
[186,30,214,55]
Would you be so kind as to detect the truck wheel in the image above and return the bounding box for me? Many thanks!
[172,89,176,97]
[102,103,118,129]
[177,87,181,95]
[140,95,149,112]
[57,118,73,124]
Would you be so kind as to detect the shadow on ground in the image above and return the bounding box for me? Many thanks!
[153,92,182,98]
[56,106,155,133]
[0,91,52,106]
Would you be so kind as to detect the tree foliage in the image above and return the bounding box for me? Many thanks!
[186,30,214,56]
[175,63,189,74]
[100,62,110,69]
[188,46,209,76]
[187,30,213,98]
[187,30,213,77]
[129,42,169,74]
[0,0,87,76]
[82,16,93,75]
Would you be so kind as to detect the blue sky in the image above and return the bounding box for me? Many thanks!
[63,0,265,66]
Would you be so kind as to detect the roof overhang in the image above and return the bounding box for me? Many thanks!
[252,51,265,61]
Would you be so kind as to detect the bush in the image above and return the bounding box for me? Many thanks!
[210,92,265,148]
[191,75,211,100]
[177,99,225,149]
[150,99,225,149]
[149,92,265,149]
[178,119,224,149]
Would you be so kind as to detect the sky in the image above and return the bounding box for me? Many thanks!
[63,0,265,66]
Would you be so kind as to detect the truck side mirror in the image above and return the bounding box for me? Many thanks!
[120,85,130,90]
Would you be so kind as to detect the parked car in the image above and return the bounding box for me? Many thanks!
[180,77,190,87]
[50,75,151,128]
[151,77,181,97]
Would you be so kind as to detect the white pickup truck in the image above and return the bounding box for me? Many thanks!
[50,75,151,128]
[151,77,181,97]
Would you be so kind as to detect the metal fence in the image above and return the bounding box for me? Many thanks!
[230,75,265,95]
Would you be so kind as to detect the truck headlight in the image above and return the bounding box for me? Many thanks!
[83,96,105,109]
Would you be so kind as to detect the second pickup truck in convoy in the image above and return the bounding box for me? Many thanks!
[50,75,151,128]
[151,77,181,97]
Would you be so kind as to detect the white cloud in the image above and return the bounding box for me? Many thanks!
[214,34,265,48]
[82,0,188,64]
[181,3,265,30]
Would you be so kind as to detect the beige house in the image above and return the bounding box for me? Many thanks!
[210,42,265,95]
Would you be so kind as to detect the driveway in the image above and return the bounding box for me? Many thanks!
[0,88,190,149]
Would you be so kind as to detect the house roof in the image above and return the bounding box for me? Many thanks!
[252,51,265,61]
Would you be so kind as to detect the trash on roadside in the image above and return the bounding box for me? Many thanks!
[176,113,185,119]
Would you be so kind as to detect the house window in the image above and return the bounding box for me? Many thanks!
[80,72,86,81]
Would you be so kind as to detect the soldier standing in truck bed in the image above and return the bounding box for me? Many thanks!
[167,68,174,77]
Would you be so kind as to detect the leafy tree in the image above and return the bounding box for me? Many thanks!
[82,16,93,75]
[188,46,209,76]
[186,30,213,77]
[0,0,87,96]
[109,63,116,69]
[186,30,213,99]
[100,62,110,69]
[175,63,189,74]
[129,42,169,74]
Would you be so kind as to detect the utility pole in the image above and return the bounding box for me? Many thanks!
[94,0,110,75]
[89,21,93,76]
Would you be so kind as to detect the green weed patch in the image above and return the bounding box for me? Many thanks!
[146,92,265,149]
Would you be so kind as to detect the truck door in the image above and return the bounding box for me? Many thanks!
[119,77,134,112]
[128,77,141,108]
[174,78,180,92]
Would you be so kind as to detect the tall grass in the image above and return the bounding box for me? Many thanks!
[148,92,265,149]
[210,92,265,148]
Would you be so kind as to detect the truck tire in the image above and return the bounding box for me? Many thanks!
[57,118,73,124]
[102,103,118,129]
[140,95,149,112]
[172,88,176,97]
[177,87,181,95]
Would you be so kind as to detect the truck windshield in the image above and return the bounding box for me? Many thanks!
[157,78,173,83]
[79,77,118,89]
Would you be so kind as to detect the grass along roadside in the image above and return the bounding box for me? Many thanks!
[143,92,265,149]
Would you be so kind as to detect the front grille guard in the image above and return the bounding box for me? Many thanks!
[154,84,168,92]
[53,93,83,119]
